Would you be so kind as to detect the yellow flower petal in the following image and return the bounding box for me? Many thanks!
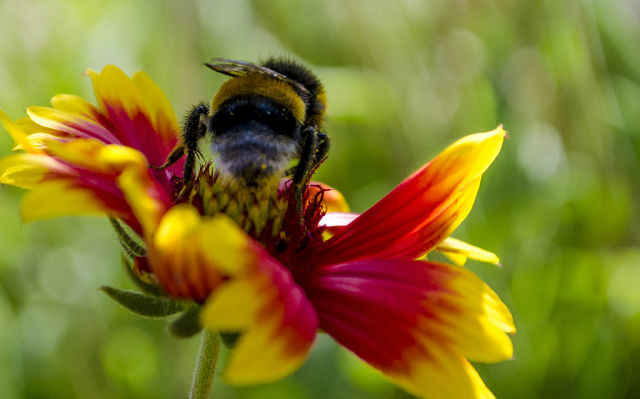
[423,126,505,197]
[97,144,148,169]
[13,133,66,151]
[418,269,515,363]
[87,65,144,120]
[43,139,147,176]
[20,180,111,221]
[200,278,271,330]
[440,251,467,266]
[222,310,308,385]
[196,218,258,276]
[153,204,201,247]
[51,93,103,120]
[436,237,500,266]
[85,65,181,166]
[391,344,497,399]
[152,205,255,275]
[15,117,61,136]
[0,153,62,188]
[132,71,181,141]
[118,168,168,235]
[51,94,100,122]
[44,138,108,172]
[0,109,41,154]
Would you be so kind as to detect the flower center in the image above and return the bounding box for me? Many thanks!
[175,165,327,273]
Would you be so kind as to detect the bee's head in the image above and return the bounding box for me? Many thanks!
[204,58,326,185]
[207,72,307,183]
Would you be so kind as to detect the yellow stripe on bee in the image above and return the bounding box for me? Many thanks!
[315,89,328,116]
[210,74,306,123]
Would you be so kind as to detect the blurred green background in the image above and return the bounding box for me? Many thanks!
[1,0,639,398]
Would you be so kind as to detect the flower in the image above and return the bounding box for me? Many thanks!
[0,65,514,399]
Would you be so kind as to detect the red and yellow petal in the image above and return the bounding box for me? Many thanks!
[43,138,112,172]
[0,153,70,189]
[7,66,183,185]
[314,127,505,265]
[147,205,318,383]
[152,206,256,276]
[44,138,152,177]
[0,139,101,218]
[118,167,172,235]
[87,66,145,123]
[148,206,256,299]
[318,200,500,267]
[3,66,184,229]
[131,71,182,142]
[27,105,119,144]
[201,246,318,385]
[19,180,119,222]
[50,93,104,121]
[87,66,183,170]
[305,259,514,399]
[4,142,150,223]
[1,120,172,233]
[11,118,65,151]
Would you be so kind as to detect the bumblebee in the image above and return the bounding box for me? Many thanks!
[159,58,329,202]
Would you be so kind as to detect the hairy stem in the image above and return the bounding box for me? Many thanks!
[189,329,220,399]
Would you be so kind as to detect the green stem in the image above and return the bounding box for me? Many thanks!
[189,329,220,399]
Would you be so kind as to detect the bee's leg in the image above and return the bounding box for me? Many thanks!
[150,144,186,170]
[312,131,330,168]
[182,104,210,184]
[292,126,330,220]
[293,127,317,215]
[284,131,329,182]
[149,104,210,182]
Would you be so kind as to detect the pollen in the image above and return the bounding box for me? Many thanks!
[182,165,327,262]
[185,166,286,236]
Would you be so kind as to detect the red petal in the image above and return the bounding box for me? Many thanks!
[87,66,184,184]
[313,129,504,265]
[304,259,514,399]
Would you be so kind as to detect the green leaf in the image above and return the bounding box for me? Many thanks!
[121,254,165,296]
[109,217,147,257]
[100,286,185,318]
[167,306,203,338]
[220,332,241,349]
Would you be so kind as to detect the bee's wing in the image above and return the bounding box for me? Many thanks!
[205,58,309,94]
[205,58,279,78]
